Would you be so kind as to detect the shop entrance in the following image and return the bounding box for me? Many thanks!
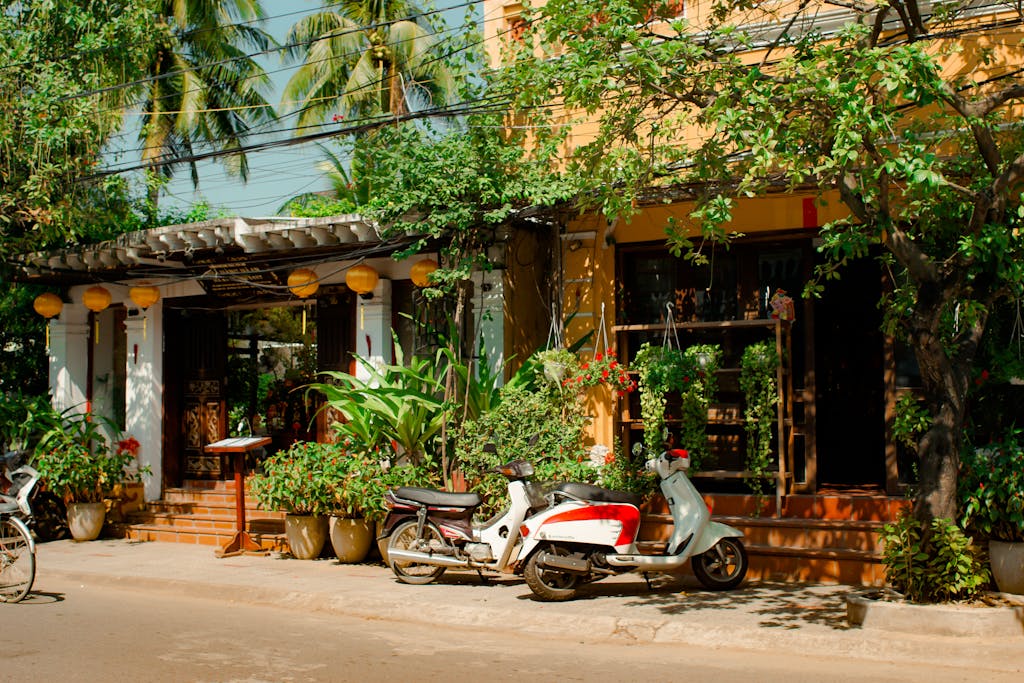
[813,256,887,489]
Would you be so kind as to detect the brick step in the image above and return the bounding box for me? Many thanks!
[144,500,284,519]
[110,522,287,551]
[125,509,286,533]
[701,493,911,522]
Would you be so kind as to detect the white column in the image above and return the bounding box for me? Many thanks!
[471,267,506,383]
[124,301,163,501]
[48,305,90,415]
[355,279,393,380]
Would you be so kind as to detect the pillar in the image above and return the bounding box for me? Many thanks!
[354,279,393,381]
[48,304,90,415]
[124,301,163,501]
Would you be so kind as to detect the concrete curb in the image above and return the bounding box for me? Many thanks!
[846,592,1024,638]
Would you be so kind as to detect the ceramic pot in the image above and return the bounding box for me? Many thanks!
[329,516,374,563]
[67,501,106,541]
[284,514,328,560]
[989,541,1024,594]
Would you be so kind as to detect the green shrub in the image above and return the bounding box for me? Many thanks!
[456,383,593,517]
[880,511,989,603]
[250,441,346,517]
[959,433,1024,542]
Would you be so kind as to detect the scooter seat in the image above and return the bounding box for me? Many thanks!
[393,486,482,509]
[556,482,641,507]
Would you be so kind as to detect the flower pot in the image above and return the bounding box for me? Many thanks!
[284,514,328,560]
[989,541,1024,595]
[67,502,106,542]
[329,516,374,563]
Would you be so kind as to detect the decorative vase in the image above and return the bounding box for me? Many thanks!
[329,516,374,563]
[67,501,106,541]
[284,514,328,560]
[989,541,1024,594]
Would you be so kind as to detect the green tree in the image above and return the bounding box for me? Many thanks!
[281,0,455,128]
[0,0,154,258]
[503,1,1024,529]
[136,0,277,208]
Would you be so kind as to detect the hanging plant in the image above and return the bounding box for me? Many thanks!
[678,344,721,470]
[632,343,686,454]
[740,341,779,497]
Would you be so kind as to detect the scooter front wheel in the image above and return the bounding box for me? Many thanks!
[387,520,448,585]
[691,537,748,590]
[524,544,580,602]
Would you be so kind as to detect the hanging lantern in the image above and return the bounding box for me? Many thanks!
[83,286,111,345]
[83,286,111,312]
[129,285,160,310]
[287,268,319,298]
[33,293,63,349]
[33,292,63,319]
[345,264,379,298]
[410,259,438,288]
[129,285,160,340]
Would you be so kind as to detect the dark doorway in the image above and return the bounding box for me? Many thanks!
[813,256,887,488]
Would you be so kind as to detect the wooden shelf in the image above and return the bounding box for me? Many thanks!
[613,319,789,333]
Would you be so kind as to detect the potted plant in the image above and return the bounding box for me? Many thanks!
[249,441,341,560]
[632,343,688,456]
[740,341,779,499]
[959,432,1024,594]
[34,413,141,541]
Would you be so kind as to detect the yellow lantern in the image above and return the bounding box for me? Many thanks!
[33,293,63,349]
[83,286,111,312]
[129,285,160,310]
[33,292,63,319]
[345,264,379,298]
[83,285,111,345]
[410,259,438,288]
[129,285,160,340]
[287,268,319,298]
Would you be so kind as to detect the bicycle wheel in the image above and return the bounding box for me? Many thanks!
[0,516,35,603]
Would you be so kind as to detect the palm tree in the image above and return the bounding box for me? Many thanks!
[137,0,277,209]
[281,0,455,129]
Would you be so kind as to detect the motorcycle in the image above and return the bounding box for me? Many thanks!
[1,450,69,542]
[381,459,548,584]
[517,446,748,601]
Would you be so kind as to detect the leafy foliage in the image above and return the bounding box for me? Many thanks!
[959,433,1024,543]
[249,441,346,517]
[881,511,989,603]
[34,411,142,504]
[740,341,778,495]
[455,383,593,518]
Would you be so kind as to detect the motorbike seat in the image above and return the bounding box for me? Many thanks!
[393,487,482,509]
[555,482,641,507]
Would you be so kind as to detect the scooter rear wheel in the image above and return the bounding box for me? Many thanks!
[691,537,748,590]
[387,520,448,585]
[524,544,580,602]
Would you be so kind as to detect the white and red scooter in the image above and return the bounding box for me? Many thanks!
[516,446,748,601]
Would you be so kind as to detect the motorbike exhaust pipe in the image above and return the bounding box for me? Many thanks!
[537,552,591,575]
[387,548,469,569]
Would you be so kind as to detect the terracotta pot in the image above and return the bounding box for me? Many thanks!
[284,514,328,560]
[67,501,106,541]
[329,516,374,563]
[990,541,1024,595]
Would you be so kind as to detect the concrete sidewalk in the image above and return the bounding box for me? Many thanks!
[35,539,1023,674]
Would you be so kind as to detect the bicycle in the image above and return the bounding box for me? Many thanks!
[0,451,38,603]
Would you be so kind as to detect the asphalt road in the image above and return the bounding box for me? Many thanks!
[0,575,1018,683]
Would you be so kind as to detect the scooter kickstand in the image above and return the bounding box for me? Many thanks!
[476,569,488,584]
[642,572,654,590]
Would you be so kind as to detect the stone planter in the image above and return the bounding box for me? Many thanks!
[67,501,106,541]
[990,541,1024,595]
[329,516,374,563]
[284,514,328,560]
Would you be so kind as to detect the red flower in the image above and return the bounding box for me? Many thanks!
[595,352,603,362]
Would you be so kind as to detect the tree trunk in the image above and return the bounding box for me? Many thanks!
[909,290,973,525]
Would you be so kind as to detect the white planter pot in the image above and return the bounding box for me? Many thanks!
[284,514,328,560]
[67,502,106,542]
[990,541,1024,595]
[329,517,374,563]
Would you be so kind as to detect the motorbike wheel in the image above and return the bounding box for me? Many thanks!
[524,544,580,602]
[30,491,69,542]
[691,537,748,590]
[386,519,448,585]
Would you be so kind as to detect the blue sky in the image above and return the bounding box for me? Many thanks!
[156,0,478,218]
